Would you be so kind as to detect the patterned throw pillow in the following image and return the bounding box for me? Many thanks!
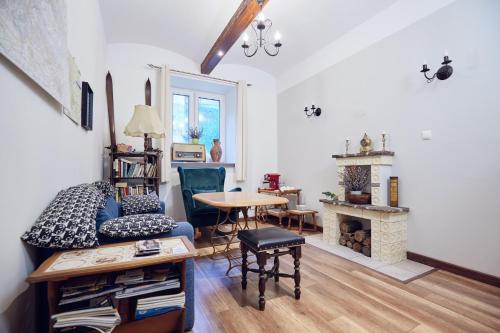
[21,185,102,249]
[99,214,177,238]
[92,180,116,198]
[122,192,161,216]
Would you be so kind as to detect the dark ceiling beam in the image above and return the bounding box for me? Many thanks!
[201,0,269,74]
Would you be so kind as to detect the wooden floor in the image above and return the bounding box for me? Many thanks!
[191,226,500,333]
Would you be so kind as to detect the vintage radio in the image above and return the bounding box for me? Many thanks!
[171,143,206,162]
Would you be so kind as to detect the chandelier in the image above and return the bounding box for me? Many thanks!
[241,0,282,57]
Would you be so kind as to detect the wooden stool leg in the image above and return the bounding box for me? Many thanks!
[312,213,317,231]
[287,215,292,229]
[258,252,267,310]
[273,249,280,282]
[292,247,301,300]
[298,215,304,234]
[241,243,248,290]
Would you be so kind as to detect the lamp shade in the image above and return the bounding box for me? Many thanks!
[124,105,166,139]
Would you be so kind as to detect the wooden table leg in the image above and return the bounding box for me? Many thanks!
[258,252,268,310]
[298,215,303,234]
[312,212,317,231]
[241,243,248,290]
[241,207,249,230]
[292,246,301,300]
[274,249,280,282]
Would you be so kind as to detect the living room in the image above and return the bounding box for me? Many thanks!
[0,0,499,332]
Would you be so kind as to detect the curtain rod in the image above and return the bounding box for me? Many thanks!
[147,64,252,87]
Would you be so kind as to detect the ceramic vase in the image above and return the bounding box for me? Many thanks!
[210,139,222,162]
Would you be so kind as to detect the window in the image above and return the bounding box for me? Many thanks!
[171,89,225,154]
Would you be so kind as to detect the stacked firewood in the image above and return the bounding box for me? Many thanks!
[339,221,371,257]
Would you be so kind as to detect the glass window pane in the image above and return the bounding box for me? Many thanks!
[198,97,220,149]
[172,94,189,143]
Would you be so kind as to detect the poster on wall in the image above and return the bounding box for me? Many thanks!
[63,54,82,124]
[0,0,70,109]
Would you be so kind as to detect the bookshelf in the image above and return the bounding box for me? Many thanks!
[110,150,162,201]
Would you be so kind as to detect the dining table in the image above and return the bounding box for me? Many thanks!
[192,191,289,274]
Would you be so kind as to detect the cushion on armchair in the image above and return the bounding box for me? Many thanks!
[122,192,161,216]
[99,214,177,238]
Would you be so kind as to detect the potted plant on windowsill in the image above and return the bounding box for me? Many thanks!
[339,166,371,204]
[188,127,203,144]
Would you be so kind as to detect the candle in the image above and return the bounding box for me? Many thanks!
[382,131,386,135]
[444,49,449,56]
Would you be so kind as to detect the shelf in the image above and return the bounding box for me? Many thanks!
[171,161,235,169]
[332,151,395,159]
[319,199,409,213]
[111,151,162,158]
[114,177,158,179]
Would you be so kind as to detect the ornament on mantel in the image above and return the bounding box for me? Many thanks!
[359,133,373,154]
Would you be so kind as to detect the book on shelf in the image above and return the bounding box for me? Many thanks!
[113,158,157,178]
[51,306,121,332]
[114,279,181,299]
[135,292,185,320]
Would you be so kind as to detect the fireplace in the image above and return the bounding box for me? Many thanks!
[320,151,410,264]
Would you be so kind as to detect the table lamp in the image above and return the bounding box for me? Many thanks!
[124,105,165,151]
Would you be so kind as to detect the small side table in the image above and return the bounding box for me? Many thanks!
[257,188,302,225]
[287,209,318,234]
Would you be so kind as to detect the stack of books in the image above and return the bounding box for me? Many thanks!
[115,278,180,299]
[135,239,161,257]
[135,292,185,320]
[114,183,154,201]
[58,275,123,308]
[52,306,121,333]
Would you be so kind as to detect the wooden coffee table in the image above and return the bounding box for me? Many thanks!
[192,192,288,274]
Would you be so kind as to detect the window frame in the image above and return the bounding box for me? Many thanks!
[171,88,225,158]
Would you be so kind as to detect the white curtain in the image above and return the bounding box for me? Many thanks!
[159,65,171,182]
[235,80,247,182]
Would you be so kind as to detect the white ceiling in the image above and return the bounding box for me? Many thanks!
[99,0,398,77]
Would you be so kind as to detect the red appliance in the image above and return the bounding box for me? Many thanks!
[264,173,281,190]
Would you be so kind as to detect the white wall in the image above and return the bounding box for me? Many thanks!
[0,1,107,332]
[277,0,500,276]
[106,43,278,220]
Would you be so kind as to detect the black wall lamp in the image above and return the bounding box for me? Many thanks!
[420,54,453,83]
[304,104,321,118]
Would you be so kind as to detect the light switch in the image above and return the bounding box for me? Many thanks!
[421,130,432,140]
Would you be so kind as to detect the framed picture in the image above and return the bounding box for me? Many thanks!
[81,81,93,130]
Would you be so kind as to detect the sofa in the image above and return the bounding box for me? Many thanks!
[95,196,195,331]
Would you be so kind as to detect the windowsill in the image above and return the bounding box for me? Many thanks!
[171,161,235,169]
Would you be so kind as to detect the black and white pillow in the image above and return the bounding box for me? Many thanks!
[99,214,177,238]
[92,180,116,198]
[21,185,102,249]
[122,192,161,216]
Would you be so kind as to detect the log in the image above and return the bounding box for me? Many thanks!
[362,246,371,257]
[363,237,371,247]
[354,229,371,243]
[346,241,353,249]
[339,220,362,234]
[353,242,362,252]
[339,235,347,246]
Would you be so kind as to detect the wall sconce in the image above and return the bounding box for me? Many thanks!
[420,54,453,83]
[304,104,321,118]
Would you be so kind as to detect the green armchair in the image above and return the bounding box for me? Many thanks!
[178,167,241,228]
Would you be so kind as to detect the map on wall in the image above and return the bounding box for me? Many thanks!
[0,0,69,109]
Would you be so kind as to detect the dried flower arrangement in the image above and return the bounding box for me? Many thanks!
[339,166,370,193]
[188,126,204,139]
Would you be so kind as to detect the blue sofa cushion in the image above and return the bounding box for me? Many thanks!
[96,196,120,230]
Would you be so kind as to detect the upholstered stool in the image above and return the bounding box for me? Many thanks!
[237,227,305,310]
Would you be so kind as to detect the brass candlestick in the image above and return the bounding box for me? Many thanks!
[345,139,350,155]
